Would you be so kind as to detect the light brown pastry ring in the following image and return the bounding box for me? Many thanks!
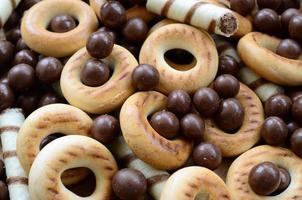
[238,32,302,86]
[21,0,98,58]
[227,145,302,200]
[16,104,93,185]
[120,91,193,170]
[60,45,138,114]
[160,166,231,200]
[29,135,118,200]
[204,83,264,157]
[140,23,218,94]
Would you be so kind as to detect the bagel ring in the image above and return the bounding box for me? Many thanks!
[16,104,93,185]
[160,166,231,200]
[29,135,117,200]
[204,83,264,157]
[60,45,138,114]
[120,91,193,170]
[139,23,218,94]
[21,0,98,58]
[226,145,302,199]
[238,32,302,86]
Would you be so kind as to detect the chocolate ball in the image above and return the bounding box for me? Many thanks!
[13,49,37,67]
[192,142,222,170]
[132,64,159,91]
[122,18,148,43]
[291,97,302,124]
[0,40,14,66]
[112,168,147,200]
[276,39,301,59]
[254,9,281,34]
[213,74,240,98]
[0,181,8,200]
[290,91,302,102]
[167,90,191,116]
[290,128,302,156]
[86,31,114,59]
[264,94,292,119]
[193,88,220,117]
[0,83,14,111]
[289,14,302,43]
[276,167,291,193]
[287,121,300,135]
[91,114,120,144]
[279,0,299,13]
[281,8,301,28]
[40,133,65,150]
[99,26,117,43]
[80,59,110,87]
[39,92,62,107]
[17,92,39,115]
[257,0,281,10]
[260,116,288,146]
[16,38,28,51]
[249,162,281,195]
[0,77,8,85]
[100,1,127,29]
[150,110,180,139]
[214,98,244,132]
[230,0,255,16]
[5,28,21,44]
[180,113,205,141]
[217,55,239,76]
[49,14,76,33]
[8,64,35,92]
[36,57,63,84]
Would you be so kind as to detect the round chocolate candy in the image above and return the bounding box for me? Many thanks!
[254,9,281,34]
[230,0,255,16]
[39,92,62,107]
[17,91,39,115]
[122,18,148,43]
[290,91,302,102]
[193,87,220,117]
[214,98,244,132]
[264,94,292,119]
[150,110,180,139]
[167,90,191,116]
[49,14,77,33]
[0,40,14,66]
[0,83,14,111]
[13,49,37,67]
[291,97,302,124]
[112,168,147,200]
[248,161,281,195]
[287,121,300,135]
[91,114,120,144]
[16,38,28,51]
[257,0,281,10]
[8,64,35,92]
[260,116,288,146]
[5,28,21,44]
[80,59,110,87]
[86,31,114,59]
[192,142,222,170]
[131,64,159,91]
[36,57,63,84]
[281,8,301,28]
[100,1,127,29]
[180,113,205,141]
[0,181,8,200]
[276,39,301,59]
[290,128,302,156]
[275,167,291,193]
[278,0,299,13]
[217,55,240,76]
[289,14,302,43]
[40,133,65,150]
[213,74,240,98]
[99,26,117,44]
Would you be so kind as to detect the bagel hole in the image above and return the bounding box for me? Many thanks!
[164,49,196,71]
[47,14,79,33]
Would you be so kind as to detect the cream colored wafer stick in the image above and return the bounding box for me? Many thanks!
[0,0,22,29]
[0,108,30,200]
[110,136,169,200]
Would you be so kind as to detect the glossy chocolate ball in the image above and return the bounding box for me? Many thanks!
[289,14,302,43]
[192,142,222,170]
[276,39,301,59]
[260,116,288,146]
[5,28,21,44]
[49,14,76,33]
[264,94,292,119]
[17,92,39,115]
[290,128,302,156]
[80,59,110,87]
[150,111,180,139]
[0,40,14,66]
[112,168,147,200]
[36,57,63,84]
[257,0,281,10]
[122,18,148,43]
[132,64,159,91]
[276,167,291,193]
[287,121,300,135]
[40,133,65,150]
[291,97,302,124]
[167,90,191,116]
[86,31,114,59]
[39,92,62,107]
[249,162,281,195]
[91,114,120,144]
[290,91,302,102]
[193,88,220,117]
[16,38,28,51]
[213,74,240,98]
[0,181,8,200]
[0,83,14,111]
[13,49,37,67]
[218,55,240,76]
[100,1,127,29]
[254,9,281,34]
[8,64,35,92]
[99,26,117,43]
[281,8,301,28]
[230,0,255,16]
[180,113,205,141]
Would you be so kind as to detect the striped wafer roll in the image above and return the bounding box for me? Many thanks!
[0,108,30,200]
[0,0,22,29]
[110,136,169,200]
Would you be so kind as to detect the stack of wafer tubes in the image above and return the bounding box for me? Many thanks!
[0,0,22,29]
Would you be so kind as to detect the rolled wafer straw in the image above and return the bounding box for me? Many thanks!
[0,108,30,200]
[0,0,22,29]
[110,136,169,200]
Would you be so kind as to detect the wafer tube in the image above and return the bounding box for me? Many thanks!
[0,108,30,200]
[0,0,22,29]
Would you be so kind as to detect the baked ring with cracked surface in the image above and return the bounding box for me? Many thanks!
[204,83,264,157]
[21,0,98,58]
[29,135,117,200]
[120,91,193,170]
[238,32,302,86]
[60,45,138,114]
[160,166,231,200]
[226,145,302,200]
[140,23,218,94]
[16,104,93,185]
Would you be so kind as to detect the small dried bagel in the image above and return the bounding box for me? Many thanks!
[120,91,193,170]
[227,145,302,200]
